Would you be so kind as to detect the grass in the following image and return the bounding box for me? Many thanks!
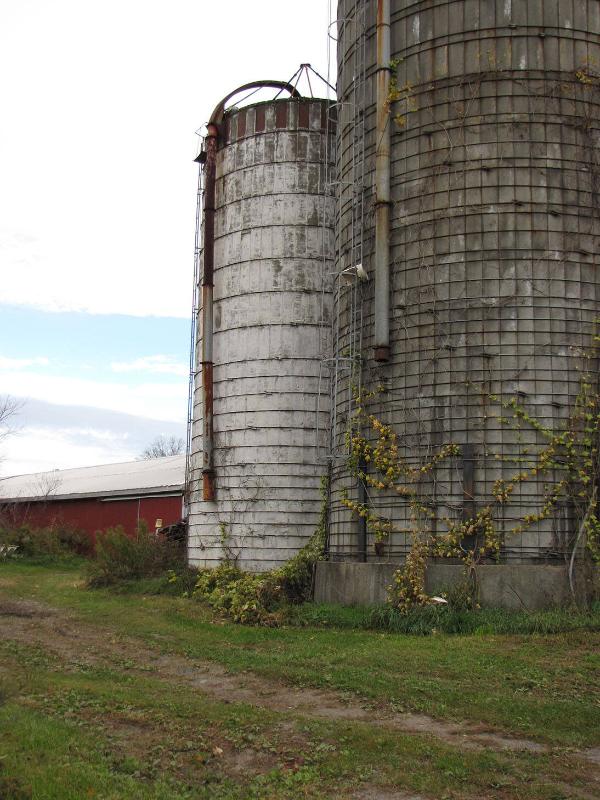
[0,636,595,800]
[1,561,600,754]
[289,599,600,635]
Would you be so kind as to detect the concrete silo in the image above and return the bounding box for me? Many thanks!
[188,85,335,571]
[325,0,600,587]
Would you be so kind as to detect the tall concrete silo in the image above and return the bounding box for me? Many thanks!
[188,85,335,571]
[328,1,600,565]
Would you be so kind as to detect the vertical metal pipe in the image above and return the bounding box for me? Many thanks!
[184,163,204,518]
[374,0,391,362]
[201,123,218,501]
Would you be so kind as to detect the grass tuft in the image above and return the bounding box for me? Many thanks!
[289,601,600,636]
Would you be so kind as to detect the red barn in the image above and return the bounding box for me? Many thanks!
[0,456,185,542]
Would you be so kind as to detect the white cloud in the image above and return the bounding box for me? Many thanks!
[0,398,186,476]
[0,370,186,424]
[1,425,135,475]
[111,354,188,377]
[0,1,330,318]
[0,355,49,370]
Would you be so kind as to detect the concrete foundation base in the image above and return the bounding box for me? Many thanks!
[313,561,598,610]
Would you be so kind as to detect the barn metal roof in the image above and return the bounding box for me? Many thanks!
[0,455,185,503]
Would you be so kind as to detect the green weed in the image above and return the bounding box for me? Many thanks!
[86,522,185,586]
[0,522,92,560]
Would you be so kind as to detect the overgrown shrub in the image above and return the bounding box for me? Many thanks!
[191,553,321,626]
[86,522,186,587]
[195,561,300,625]
[0,523,92,559]
[192,564,284,625]
[192,477,329,624]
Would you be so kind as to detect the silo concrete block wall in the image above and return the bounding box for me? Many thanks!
[189,99,335,571]
[330,1,600,562]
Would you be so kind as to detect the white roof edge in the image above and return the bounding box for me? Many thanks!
[0,455,186,503]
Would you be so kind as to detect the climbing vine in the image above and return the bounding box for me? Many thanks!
[343,354,600,612]
[386,58,416,129]
[192,475,330,625]
[340,60,600,611]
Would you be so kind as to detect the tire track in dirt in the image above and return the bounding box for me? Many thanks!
[0,597,598,774]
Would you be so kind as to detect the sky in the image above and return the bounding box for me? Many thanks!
[0,0,333,476]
